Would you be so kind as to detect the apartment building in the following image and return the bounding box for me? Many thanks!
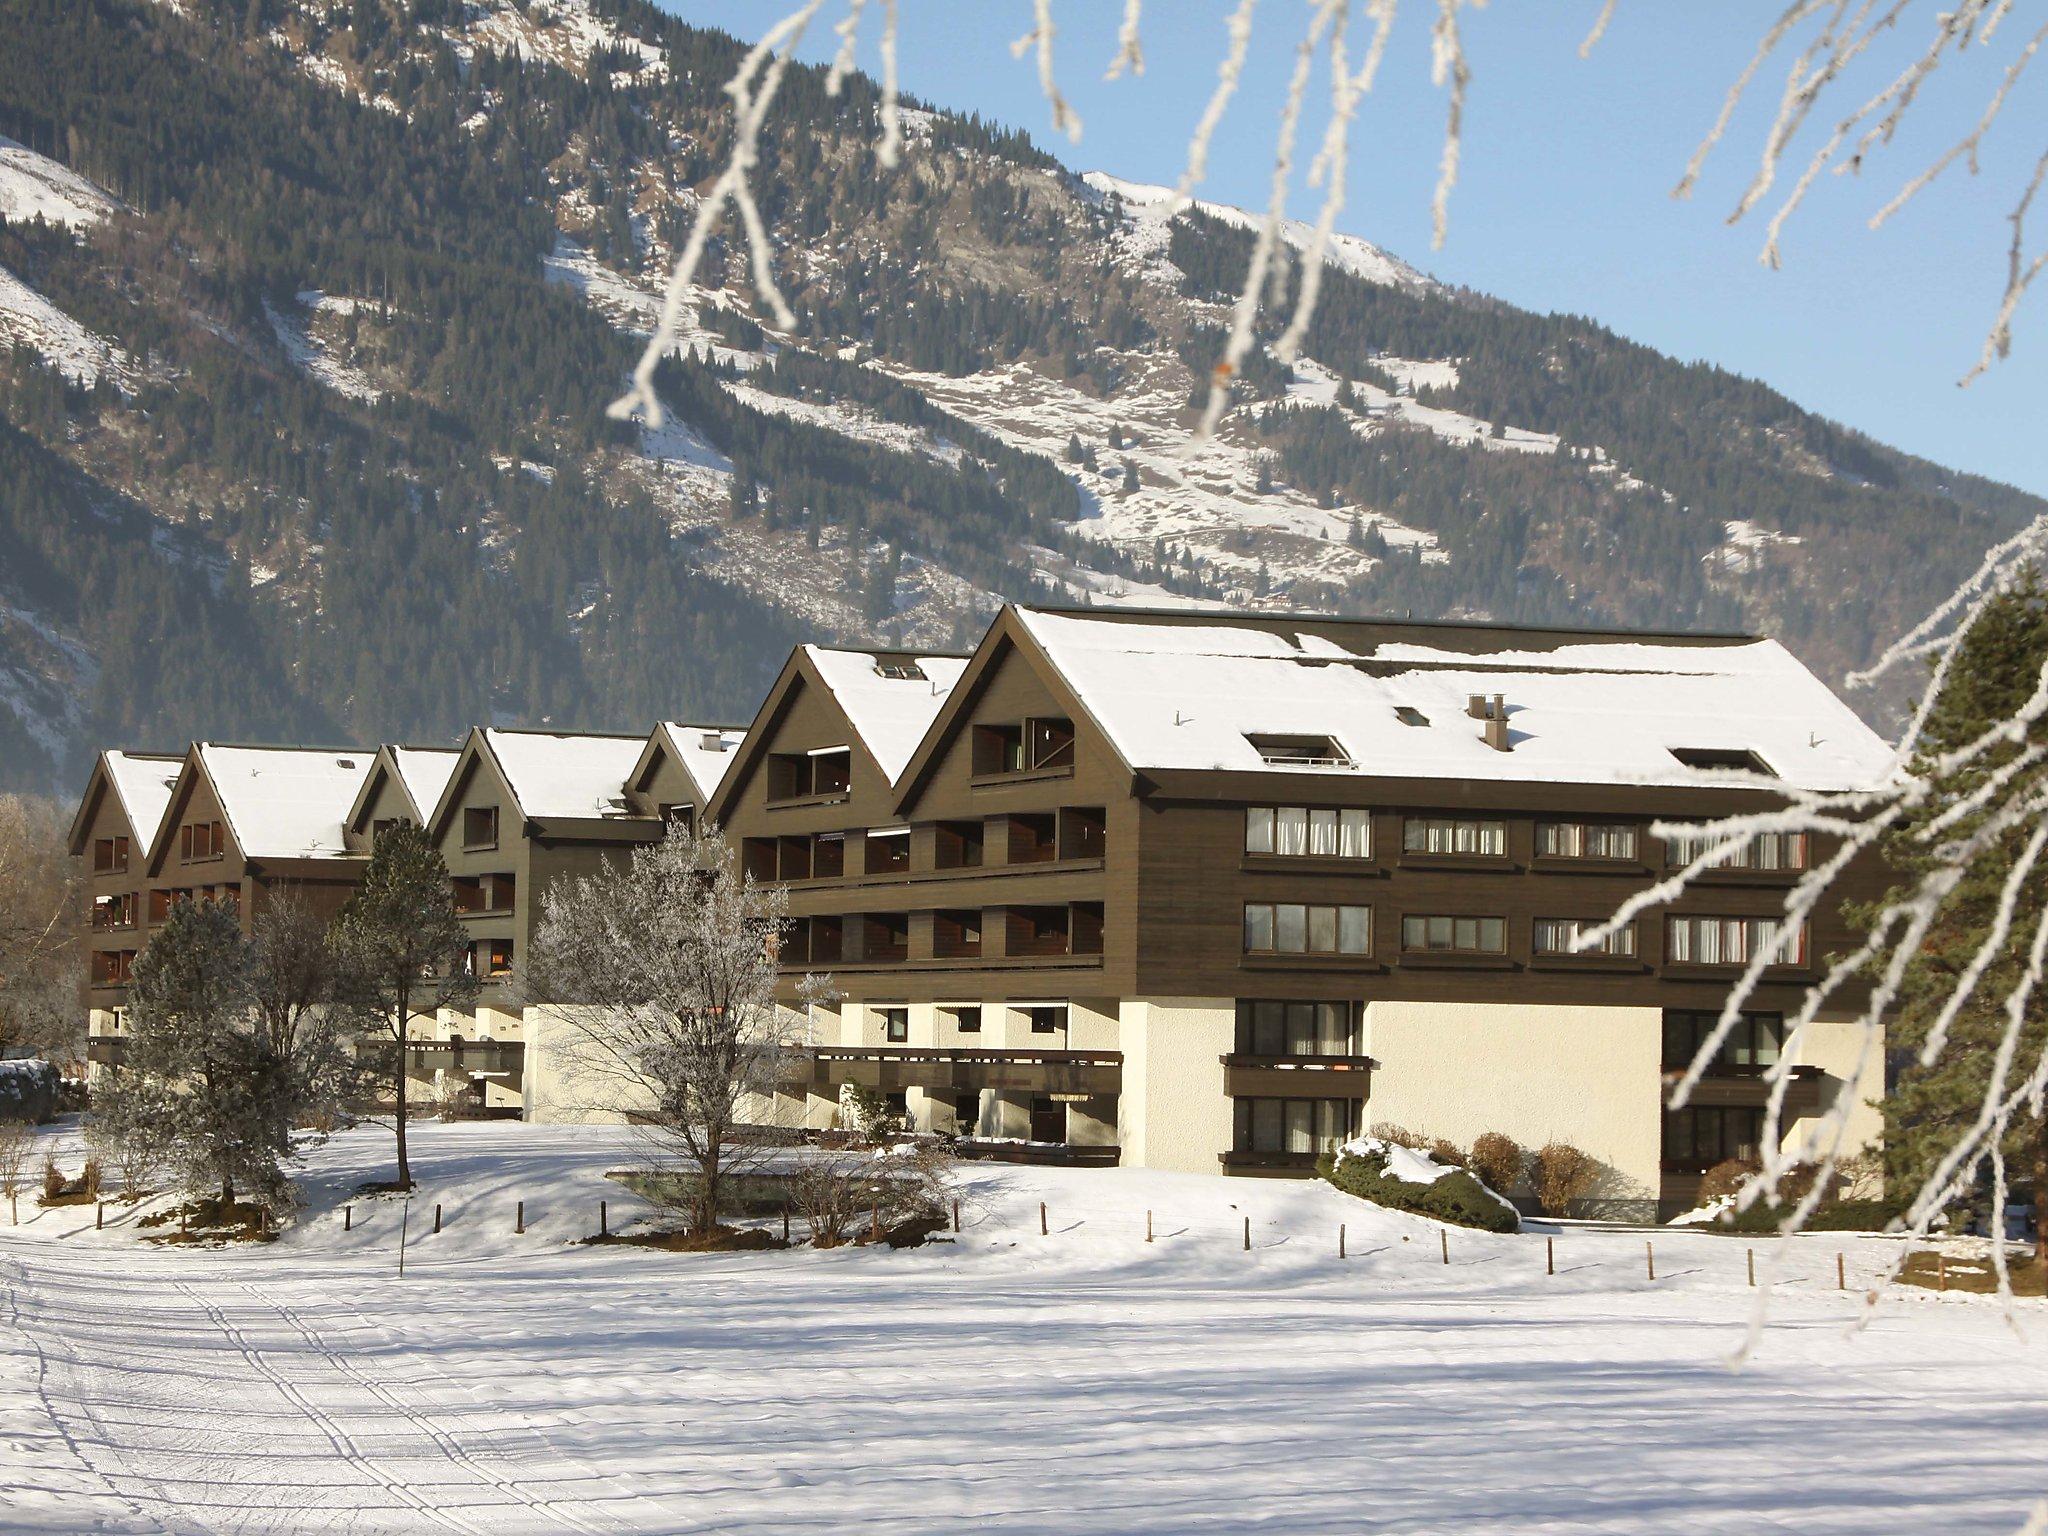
[422,723,745,1115]
[75,743,375,1070]
[712,606,1895,1218]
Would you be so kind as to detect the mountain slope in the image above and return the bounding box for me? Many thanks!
[0,0,2033,790]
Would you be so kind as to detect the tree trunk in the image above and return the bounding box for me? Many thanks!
[2035,1111,2047,1268]
[393,1003,411,1191]
[697,1139,720,1237]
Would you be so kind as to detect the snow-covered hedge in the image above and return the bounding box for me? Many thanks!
[1320,1136,1520,1233]
[0,1058,59,1124]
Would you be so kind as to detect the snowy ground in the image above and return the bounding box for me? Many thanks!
[3,1120,2044,1534]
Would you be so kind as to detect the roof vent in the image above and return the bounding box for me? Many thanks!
[599,795,631,816]
[874,659,927,681]
[700,732,730,751]
[337,758,357,769]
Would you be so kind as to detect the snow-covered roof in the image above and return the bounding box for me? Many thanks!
[804,646,970,785]
[1015,609,1895,793]
[483,729,646,821]
[198,744,374,860]
[657,722,748,798]
[102,751,180,853]
[389,747,460,820]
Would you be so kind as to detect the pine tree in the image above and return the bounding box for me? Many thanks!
[1860,571,2048,1254]
[1064,432,1084,464]
[1121,459,1139,494]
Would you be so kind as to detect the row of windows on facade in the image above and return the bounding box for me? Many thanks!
[1240,905,1803,964]
[1244,811,1809,870]
[91,884,241,930]
[743,808,1107,883]
[865,1003,1067,1042]
[1236,1098,1775,1166]
[778,904,1104,965]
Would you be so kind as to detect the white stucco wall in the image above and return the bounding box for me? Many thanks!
[1361,999,1665,1216]
[1788,1014,1887,1167]
[1119,997,1235,1174]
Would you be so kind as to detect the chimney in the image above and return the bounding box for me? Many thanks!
[1466,694,1489,719]
[1482,698,1512,752]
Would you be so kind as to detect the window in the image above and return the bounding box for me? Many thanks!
[1232,1097,1361,1155]
[147,888,174,925]
[465,939,514,979]
[1666,916,1805,966]
[1402,915,1507,954]
[767,747,852,802]
[1662,1105,1766,1171]
[974,718,1075,776]
[949,1005,983,1035]
[1665,830,1809,871]
[785,915,843,966]
[955,1089,983,1132]
[1669,746,1776,776]
[1537,822,1638,860]
[93,836,130,873]
[1663,1010,1787,1076]
[1242,903,1372,956]
[1007,906,1078,957]
[1394,706,1429,728]
[1244,806,1371,858]
[1058,806,1107,860]
[865,827,911,875]
[181,821,225,861]
[934,910,983,959]
[1533,918,1637,957]
[935,821,984,869]
[90,949,136,986]
[1403,817,1506,857]
[92,893,137,930]
[1235,1000,1361,1057]
[874,658,927,681]
[453,873,516,915]
[372,817,408,843]
[877,1006,910,1044]
[1025,1004,1067,1035]
[660,803,695,833]
[463,806,499,849]
[1245,733,1351,768]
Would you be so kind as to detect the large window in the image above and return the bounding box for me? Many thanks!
[464,938,514,979]
[974,718,1075,776]
[933,910,983,959]
[1402,915,1506,954]
[91,892,137,930]
[1244,807,1372,858]
[1537,822,1637,860]
[1242,903,1372,956]
[876,1006,909,1044]
[1402,817,1506,857]
[865,827,911,875]
[1665,830,1809,871]
[1663,1010,1786,1075]
[92,836,130,874]
[180,821,226,861]
[452,872,516,915]
[1663,1105,1766,1171]
[1533,918,1636,957]
[1234,1000,1361,1057]
[767,747,852,801]
[1666,916,1805,966]
[463,806,499,850]
[1233,1097,1362,1155]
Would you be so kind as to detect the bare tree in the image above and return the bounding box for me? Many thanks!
[0,1121,33,1224]
[526,827,827,1238]
[332,824,476,1190]
[0,794,81,1061]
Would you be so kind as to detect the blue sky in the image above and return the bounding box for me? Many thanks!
[678,2,2046,497]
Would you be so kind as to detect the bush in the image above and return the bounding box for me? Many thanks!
[1531,1141,1601,1217]
[787,1140,955,1247]
[1466,1132,1525,1196]
[1697,1158,1759,1205]
[0,1059,59,1124]
[1429,1138,1466,1169]
[1321,1142,1519,1233]
[40,1155,63,1201]
[79,1160,102,1201]
[1368,1121,1428,1151]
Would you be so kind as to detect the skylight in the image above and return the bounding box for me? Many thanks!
[1669,746,1776,776]
[873,659,927,681]
[1245,733,1353,768]
[1394,707,1429,728]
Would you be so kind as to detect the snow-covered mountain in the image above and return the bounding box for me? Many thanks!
[0,0,2036,789]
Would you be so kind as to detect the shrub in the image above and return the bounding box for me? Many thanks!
[1466,1132,1524,1195]
[0,1059,59,1124]
[1531,1141,1601,1216]
[1368,1121,1428,1151]
[1429,1138,1466,1169]
[79,1160,102,1201]
[40,1155,63,1201]
[1697,1158,1759,1205]
[787,1140,955,1247]
[1321,1142,1519,1233]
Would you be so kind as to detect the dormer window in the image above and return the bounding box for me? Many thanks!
[1246,733,1352,769]
[1393,707,1429,728]
[768,747,853,802]
[1669,746,1776,776]
[463,806,499,850]
[874,658,927,681]
[973,718,1075,776]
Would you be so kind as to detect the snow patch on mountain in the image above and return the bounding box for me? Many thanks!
[1082,171,1437,294]
[542,235,761,370]
[1717,519,1804,571]
[1282,358,1562,457]
[726,382,961,465]
[0,138,117,230]
[462,0,667,79]
[0,594,95,766]
[265,297,383,402]
[0,264,131,387]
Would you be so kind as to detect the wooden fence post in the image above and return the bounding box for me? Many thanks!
[1646,1241,1655,1282]
[1040,1202,1048,1237]
[433,1203,442,1235]
[1747,1248,1755,1287]
[1243,1216,1251,1252]
[515,1199,524,1235]
[1837,1251,1846,1291]
[1938,1252,1948,1292]
[871,1201,881,1241]
[96,1202,103,1231]
[1546,1237,1554,1276]
[344,1204,352,1232]
[600,1200,607,1238]
[1339,1223,1346,1259]
[1146,1209,1154,1244]
[1440,1229,1449,1265]
[782,1205,791,1243]
[952,1199,960,1234]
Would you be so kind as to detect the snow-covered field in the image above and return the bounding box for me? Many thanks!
[4,1120,2044,1534]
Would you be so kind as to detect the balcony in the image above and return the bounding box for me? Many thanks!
[1217,1149,1324,1173]
[403,1039,527,1081]
[956,1139,1121,1168]
[807,1046,1122,1098]
[1221,1053,1374,1098]
[86,1036,128,1066]
[1663,1063,1824,1114]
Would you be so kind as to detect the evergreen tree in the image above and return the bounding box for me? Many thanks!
[1064,432,1084,464]
[1860,571,2048,1255]
[93,899,293,1214]
[334,824,476,1190]
[1121,459,1139,494]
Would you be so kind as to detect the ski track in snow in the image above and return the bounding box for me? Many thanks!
[2,1120,2046,1534]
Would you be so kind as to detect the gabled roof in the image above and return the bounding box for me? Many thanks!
[149,744,375,869]
[1003,606,1895,793]
[630,721,749,808]
[475,727,648,822]
[345,744,462,832]
[705,644,970,826]
[66,750,182,857]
